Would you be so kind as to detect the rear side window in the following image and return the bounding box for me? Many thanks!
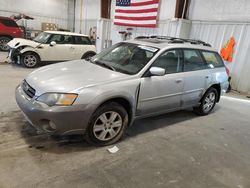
[74,36,92,45]
[0,19,18,27]
[201,51,225,68]
[183,49,206,71]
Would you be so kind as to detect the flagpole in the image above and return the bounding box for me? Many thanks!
[80,0,83,33]
[181,0,187,19]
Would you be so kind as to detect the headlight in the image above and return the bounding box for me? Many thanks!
[36,93,78,106]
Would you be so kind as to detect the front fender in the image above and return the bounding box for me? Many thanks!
[74,80,140,122]
[20,46,41,57]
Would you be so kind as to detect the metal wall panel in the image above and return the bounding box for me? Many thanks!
[75,19,97,34]
[190,21,250,93]
[105,19,180,48]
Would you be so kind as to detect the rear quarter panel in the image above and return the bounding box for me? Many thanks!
[209,67,229,94]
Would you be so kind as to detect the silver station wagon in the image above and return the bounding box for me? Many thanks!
[16,36,229,146]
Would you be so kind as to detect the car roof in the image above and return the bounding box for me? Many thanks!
[44,30,89,37]
[0,16,14,20]
[127,36,217,52]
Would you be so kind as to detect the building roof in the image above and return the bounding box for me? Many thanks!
[0,16,14,20]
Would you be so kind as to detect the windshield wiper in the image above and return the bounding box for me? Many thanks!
[94,61,116,71]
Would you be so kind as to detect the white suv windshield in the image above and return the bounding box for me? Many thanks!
[91,42,159,75]
[33,32,51,43]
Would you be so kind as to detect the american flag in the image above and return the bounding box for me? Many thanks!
[114,0,160,28]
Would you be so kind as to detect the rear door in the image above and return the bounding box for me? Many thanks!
[73,36,94,58]
[181,49,212,107]
[137,49,184,116]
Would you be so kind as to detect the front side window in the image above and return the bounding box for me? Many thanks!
[152,50,182,74]
[202,51,225,68]
[47,34,73,44]
[61,35,74,44]
[90,43,159,75]
[183,49,206,71]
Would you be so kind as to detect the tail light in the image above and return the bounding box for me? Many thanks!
[17,27,25,38]
[19,27,24,32]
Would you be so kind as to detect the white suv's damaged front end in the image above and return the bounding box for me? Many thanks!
[7,38,40,64]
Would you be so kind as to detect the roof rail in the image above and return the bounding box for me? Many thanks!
[135,35,212,47]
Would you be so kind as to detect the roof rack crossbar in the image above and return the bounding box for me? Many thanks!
[135,35,212,47]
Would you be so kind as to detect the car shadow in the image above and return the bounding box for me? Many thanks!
[20,122,96,153]
[126,109,197,137]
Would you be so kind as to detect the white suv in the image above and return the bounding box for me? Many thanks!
[7,31,96,68]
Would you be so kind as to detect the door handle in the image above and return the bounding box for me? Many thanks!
[175,79,183,83]
[205,76,210,79]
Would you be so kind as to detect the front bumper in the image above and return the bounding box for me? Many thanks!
[7,48,21,64]
[15,85,95,135]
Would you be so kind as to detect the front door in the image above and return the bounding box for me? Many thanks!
[40,34,75,61]
[137,49,184,116]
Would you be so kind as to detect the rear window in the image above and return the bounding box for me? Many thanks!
[201,51,225,68]
[0,19,18,27]
[74,36,92,45]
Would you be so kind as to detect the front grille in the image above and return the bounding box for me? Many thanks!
[21,80,36,98]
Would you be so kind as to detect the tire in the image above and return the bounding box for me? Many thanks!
[226,83,231,93]
[0,36,11,51]
[21,52,40,68]
[85,102,128,146]
[81,52,96,60]
[193,87,218,116]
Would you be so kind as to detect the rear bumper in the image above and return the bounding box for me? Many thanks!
[15,85,95,135]
[221,80,229,95]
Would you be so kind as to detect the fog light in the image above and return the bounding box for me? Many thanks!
[49,121,57,130]
[42,120,56,132]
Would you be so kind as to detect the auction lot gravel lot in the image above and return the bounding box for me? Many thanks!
[0,58,250,188]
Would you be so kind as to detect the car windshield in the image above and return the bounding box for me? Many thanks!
[90,42,159,75]
[33,32,51,43]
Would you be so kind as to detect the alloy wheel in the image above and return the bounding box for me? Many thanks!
[0,38,10,51]
[203,92,216,113]
[23,55,37,67]
[93,111,123,141]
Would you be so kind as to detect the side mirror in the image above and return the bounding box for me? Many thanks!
[50,41,56,47]
[149,67,165,76]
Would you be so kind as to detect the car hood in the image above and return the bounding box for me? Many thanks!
[26,60,130,96]
[8,38,39,49]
